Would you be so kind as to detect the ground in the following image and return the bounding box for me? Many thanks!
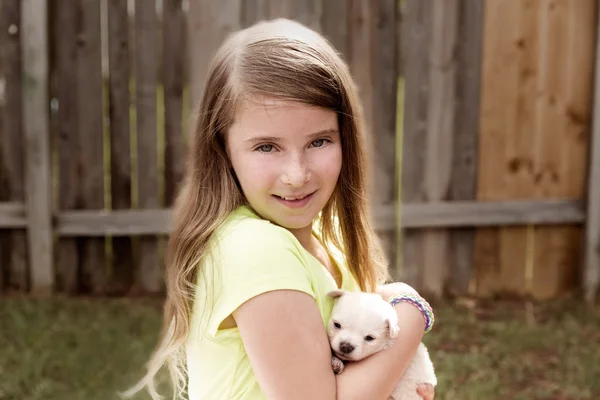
[1,295,599,400]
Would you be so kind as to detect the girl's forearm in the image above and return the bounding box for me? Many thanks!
[334,302,426,400]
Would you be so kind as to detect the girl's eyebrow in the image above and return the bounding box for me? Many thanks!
[245,129,339,145]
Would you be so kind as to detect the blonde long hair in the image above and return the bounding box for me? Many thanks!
[123,18,388,400]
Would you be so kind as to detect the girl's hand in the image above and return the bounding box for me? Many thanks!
[417,383,435,400]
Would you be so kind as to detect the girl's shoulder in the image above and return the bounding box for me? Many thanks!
[212,205,303,256]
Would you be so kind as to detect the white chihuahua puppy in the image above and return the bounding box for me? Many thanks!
[327,289,437,400]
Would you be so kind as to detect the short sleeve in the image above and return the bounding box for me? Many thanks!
[205,219,315,336]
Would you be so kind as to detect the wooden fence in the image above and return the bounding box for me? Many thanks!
[0,0,599,302]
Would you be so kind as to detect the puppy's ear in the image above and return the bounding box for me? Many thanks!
[386,318,400,339]
[327,289,346,299]
[385,306,400,339]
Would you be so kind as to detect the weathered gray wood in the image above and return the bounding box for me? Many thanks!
[187,0,241,110]
[78,0,106,294]
[397,200,586,229]
[0,0,28,292]
[0,202,26,228]
[163,0,185,207]
[420,0,459,297]
[584,2,600,304]
[320,0,349,59]
[58,209,173,236]
[371,0,399,274]
[108,0,133,294]
[242,0,269,27]
[400,0,431,288]
[22,0,53,294]
[50,199,586,237]
[268,0,322,31]
[135,0,162,294]
[448,0,484,297]
[54,0,79,293]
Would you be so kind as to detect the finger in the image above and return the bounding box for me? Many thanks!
[416,383,434,399]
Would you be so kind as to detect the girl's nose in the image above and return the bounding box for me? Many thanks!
[281,155,311,187]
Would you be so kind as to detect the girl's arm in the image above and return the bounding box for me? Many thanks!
[233,286,429,400]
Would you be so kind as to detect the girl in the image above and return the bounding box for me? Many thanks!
[124,18,435,400]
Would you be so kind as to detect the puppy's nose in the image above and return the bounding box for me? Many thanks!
[339,341,355,354]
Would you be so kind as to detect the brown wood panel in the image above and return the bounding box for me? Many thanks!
[107,0,133,294]
[476,0,595,299]
[447,0,483,297]
[475,0,523,298]
[267,0,322,31]
[0,0,28,292]
[400,0,431,289]
[163,0,185,207]
[585,1,600,303]
[54,0,80,293]
[134,0,162,294]
[531,0,596,299]
[78,0,106,294]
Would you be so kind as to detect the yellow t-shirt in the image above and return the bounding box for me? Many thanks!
[186,205,361,400]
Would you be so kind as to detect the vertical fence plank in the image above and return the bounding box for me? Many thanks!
[22,0,53,294]
[530,0,592,300]
[108,0,133,294]
[400,0,431,289]
[0,0,28,292]
[320,0,349,59]
[54,0,80,293]
[187,0,241,110]
[584,0,600,304]
[372,0,399,276]
[135,0,162,293]
[475,0,523,298]
[163,0,185,207]
[268,0,322,31]
[79,0,106,294]
[242,0,269,27]
[448,0,483,297]
[420,0,459,297]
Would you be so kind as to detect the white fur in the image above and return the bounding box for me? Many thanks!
[327,290,437,400]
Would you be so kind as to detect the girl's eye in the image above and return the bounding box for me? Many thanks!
[311,139,326,148]
[333,322,341,329]
[256,144,274,153]
[364,335,375,342]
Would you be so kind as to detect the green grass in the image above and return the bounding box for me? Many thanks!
[1,296,599,400]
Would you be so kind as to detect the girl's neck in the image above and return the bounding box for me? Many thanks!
[287,224,314,251]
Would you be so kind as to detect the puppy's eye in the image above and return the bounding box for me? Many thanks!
[364,335,375,342]
[333,322,341,329]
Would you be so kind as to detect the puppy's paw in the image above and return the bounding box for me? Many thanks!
[331,356,345,374]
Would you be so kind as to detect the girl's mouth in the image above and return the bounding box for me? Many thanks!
[273,191,316,208]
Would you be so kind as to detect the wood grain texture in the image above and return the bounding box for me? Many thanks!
[22,0,53,294]
[0,0,28,292]
[447,0,483,297]
[54,0,79,293]
[187,0,241,109]
[475,0,595,299]
[584,0,600,303]
[135,0,162,294]
[372,0,399,275]
[421,0,459,297]
[320,0,348,58]
[108,0,133,294]
[163,0,185,207]
[78,0,106,294]
[400,0,431,289]
[267,0,322,31]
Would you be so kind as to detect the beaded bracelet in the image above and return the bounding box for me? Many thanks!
[387,292,435,333]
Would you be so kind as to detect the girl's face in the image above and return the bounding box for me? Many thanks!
[226,96,342,236]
